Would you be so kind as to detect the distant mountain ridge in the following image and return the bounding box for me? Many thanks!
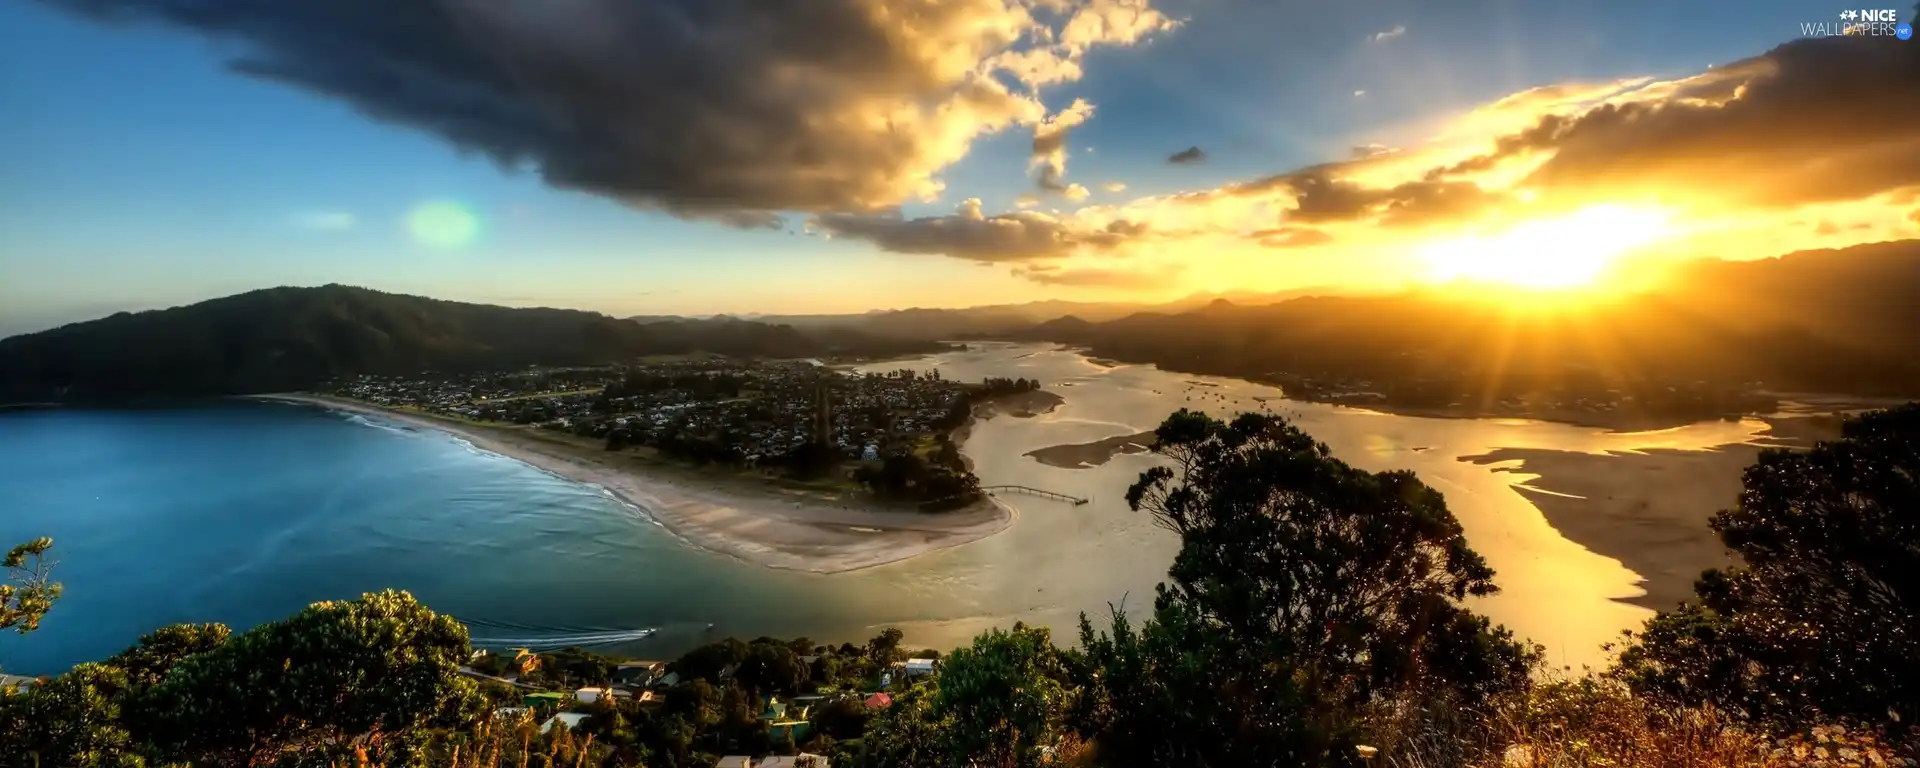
[0,285,948,402]
[1011,240,1920,398]
[631,288,1343,339]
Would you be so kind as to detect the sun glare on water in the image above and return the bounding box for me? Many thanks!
[1419,205,1671,290]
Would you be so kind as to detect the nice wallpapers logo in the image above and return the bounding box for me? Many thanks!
[1801,8,1913,38]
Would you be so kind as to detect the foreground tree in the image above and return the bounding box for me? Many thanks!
[1,537,62,636]
[863,625,1068,768]
[1617,404,1920,733]
[135,589,480,766]
[0,663,143,768]
[1077,410,1535,766]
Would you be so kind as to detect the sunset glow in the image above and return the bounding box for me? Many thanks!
[1419,206,1673,290]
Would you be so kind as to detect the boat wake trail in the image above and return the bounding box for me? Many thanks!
[463,618,658,651]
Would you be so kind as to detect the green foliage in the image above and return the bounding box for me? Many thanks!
[0,663,144,768]
[1616,404,1920,733]
[930,625,1067,768]
[866,628,904,669]
[807,696,872,741]
[1078,409,1537,767]
[1,537,62,636]
[859,686,952,768]
[135,589,475,766]
[103,623,231,689]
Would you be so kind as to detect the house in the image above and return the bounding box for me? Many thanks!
[863,693,892,710]
[611,660,666,687]
[903,658,936,677]
[575,687,612,704]
[759,697,789,721]
[539,712,591,734]
[714,758,753,768]
[522,691,570,711]
[0,674,39,693]
[758,754,830,768]
[718,662,742,681]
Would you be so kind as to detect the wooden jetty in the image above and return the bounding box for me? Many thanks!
[981,485,1089,505]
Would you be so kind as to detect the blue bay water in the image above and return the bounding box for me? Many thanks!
[1,343,1781,675]
[0,401,944,674]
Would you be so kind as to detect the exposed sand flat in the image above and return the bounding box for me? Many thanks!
[1025,431,1156,469]
[1460,415,1844,611]
[253,394,1013,575]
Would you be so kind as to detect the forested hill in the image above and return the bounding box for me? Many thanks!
[1015,239,1920,398]
[0,285,950,402]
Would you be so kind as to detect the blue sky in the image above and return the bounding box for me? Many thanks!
[0,0,1897,336]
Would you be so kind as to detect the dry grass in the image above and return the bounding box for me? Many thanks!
[334,711,605,768]
[1379,679,1912,768]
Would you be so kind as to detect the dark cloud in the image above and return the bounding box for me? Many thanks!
[810,199,1149,262]
[1440,35,1920,209]
[1168,146,1207,164]
[1277,173,1507,228]
[33,0,1170,223]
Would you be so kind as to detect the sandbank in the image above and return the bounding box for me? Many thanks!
[1460,415,1844,611]
[252,394,1013,575]
[1025,431,1155,469]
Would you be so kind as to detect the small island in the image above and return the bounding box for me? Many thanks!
[1024,431,1156,469]
[264,364,1057,573]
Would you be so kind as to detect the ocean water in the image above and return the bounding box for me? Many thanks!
[0,402,923,674]
[0,344,1776,675]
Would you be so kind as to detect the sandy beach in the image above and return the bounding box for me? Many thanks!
[1461,414,1845,610]
[253,394,1014,575]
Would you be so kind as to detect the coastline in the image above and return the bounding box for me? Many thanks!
[250,394,1014,575]
[1460,414,1845,611]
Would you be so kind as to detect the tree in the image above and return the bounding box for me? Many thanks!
[930,625,1067,768]
[0,663,144,768]
[103,622,232,690]
[1,537,61,636]
[1616,404,1920,732]
[867,627,905,668]
[134,589,476,767]
[1078,410,1535,767]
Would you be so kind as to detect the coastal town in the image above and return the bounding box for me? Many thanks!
[453,629,943,767]
[321,359,1050,508]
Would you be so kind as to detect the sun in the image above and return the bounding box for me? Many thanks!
[1418,205,1671,290]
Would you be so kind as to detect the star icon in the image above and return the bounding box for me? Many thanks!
[1841,9,1856,19]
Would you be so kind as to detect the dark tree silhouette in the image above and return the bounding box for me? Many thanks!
[1617,403,1920,733]
[1076,409,1536,767]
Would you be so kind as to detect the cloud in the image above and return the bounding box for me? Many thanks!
[1252,227,1335,249]
[1433,36,1920,211]
[1168,146,1207,164]
[1369,25,1406,42]
[1064,183,1091,202]
[1102,182,1128,192]
[1032,98,1096,192]
[292,211,356,230]
[810,198,1150,262]
[1015,194,1042,209]
[35,0,1174,224]
[1011,262,1180,288]
[1353,89,1366,98]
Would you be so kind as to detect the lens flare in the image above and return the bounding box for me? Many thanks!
[406,200,481,248]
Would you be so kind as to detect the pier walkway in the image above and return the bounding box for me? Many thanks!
[981,485,1089,505]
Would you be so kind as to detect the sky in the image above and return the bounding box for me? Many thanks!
[2,0,1917,336]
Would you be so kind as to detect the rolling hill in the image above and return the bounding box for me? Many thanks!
[0,285,950,402]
